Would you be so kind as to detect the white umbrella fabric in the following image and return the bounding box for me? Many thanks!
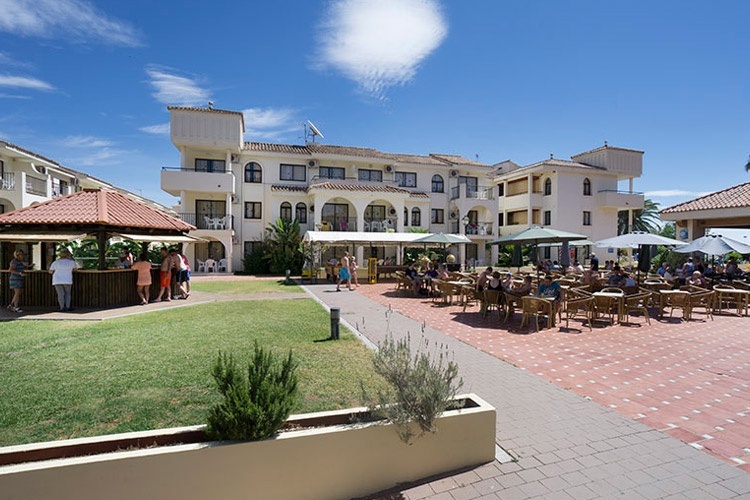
[490,226,588,271]
[673,234,750,255]
[594,232,684,249]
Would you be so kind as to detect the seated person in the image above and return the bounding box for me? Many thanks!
[551,261,562,272]
[424,263,439,279]
[726,259,738,278]
[569,260,584,273]
[510,275,533,296]
[486,271,503,291]
[501,272,514,291]
[405,263,422,294]
[475,266,493,291]
[608,268,626,287]
[437,263,450,279]
[538,275,561,301]
[581,270,601,289]
[657,262,669,277]
[622,272,636,288]
[663,266,675,282]
[687,270,705,287]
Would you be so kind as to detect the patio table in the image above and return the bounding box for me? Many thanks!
[713,287,750,316]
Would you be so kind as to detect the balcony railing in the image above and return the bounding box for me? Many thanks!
[25,175,46,196]
[450,185,495,201]
[1,172,15,191]
[179,212,234,230]
[318,217,358,232]
[449,221,494,236]
[162,166,229,173]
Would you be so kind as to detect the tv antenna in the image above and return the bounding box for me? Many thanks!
[305,120,324,144]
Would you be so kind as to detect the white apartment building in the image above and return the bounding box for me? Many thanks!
[164,106,645,271]
[493,144,645,261]
[164,106,500,272]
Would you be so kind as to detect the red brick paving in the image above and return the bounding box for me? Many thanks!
[357,282,750,468]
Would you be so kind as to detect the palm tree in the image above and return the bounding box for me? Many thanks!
[263,217,304,274]
[618,198,661,235]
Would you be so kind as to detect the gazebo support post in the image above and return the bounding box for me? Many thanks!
[97,230,108,270]
[141,242,149,259]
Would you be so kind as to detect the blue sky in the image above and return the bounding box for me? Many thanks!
[1,0,748,210]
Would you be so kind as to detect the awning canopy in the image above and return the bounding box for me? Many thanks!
[113,233,206,243]
[302,231,450,246]
[537,239,594,248]
[0,232,87,242]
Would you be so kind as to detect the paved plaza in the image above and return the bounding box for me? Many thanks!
[306,281,750,499]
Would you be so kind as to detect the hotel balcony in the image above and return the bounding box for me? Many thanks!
[449,221,495,238]
[597,190,644,209]
[161,167,235,196]
[178,212,234,231]
[450,185,495,201]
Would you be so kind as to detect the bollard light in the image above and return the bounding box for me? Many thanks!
[330,307,340,340]
[285,269,291,285]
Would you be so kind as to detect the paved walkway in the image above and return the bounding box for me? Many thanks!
[305,283,749,499]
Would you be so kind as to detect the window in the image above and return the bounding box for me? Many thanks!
[295,203,307,224]
[244,241,264,257]
[497,183,504,197]
[358,169,382,182]
[583,211,591,226]
[244,202,262,219]
[365,205,386,222]
[395,171,417,188]
[411,207,421,226]
[544,177,552,196]
[280,164,306,181]
[583,178,591,196]
[244,162,262,183]
[543,210,551,226]
[280,202,292,221]
[320,166,345,180]
[404,207,409,226]
[498,212,504,227]
[431,174,444,193]
[431,208,444,224]
[195,158,226,173]
[196,199,227,229]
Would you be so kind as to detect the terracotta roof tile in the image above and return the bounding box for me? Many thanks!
[521,158,606,171]
[241,142,488,168]
[0,189,193,231]
[660,182,750,214]
[270,184,307,193]
[309,182,414,196]
[410,191,431,199]
[167,105,244,118]
[571,143,644,159]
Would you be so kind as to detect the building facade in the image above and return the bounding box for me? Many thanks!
[164,106,646,271]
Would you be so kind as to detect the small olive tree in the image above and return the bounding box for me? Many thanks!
[364,334,463,444]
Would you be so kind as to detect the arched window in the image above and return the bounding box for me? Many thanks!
[411,207,421,227]
[431,174,444,193]
[280,202,292,221]
[295,203,307,224]
[404,207,409,226]
[544,178,552,196]
[244,162,262,183]
[583,178,591,196]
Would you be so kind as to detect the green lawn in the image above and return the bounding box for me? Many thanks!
[189,279,301,294]
[0,299,380,446]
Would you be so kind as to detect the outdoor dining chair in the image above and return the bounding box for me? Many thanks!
[623,291,652,326]
[661,290,690,320]
[482,289,503,318]
[520,296,555,332]
[687,290,714,321]
[196,259,207,273]
[218,258,228,272]
[561,294,595,331]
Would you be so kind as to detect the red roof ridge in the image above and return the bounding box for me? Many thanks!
[660,181,750,214]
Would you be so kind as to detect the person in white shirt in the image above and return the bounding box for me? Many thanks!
[49,248,77,312]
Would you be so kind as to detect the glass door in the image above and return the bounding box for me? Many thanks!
[196,200,227,229]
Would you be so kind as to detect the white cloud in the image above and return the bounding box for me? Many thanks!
[0,93,31,99]
[0,74,54,91]
[62,135,126,166]
[645,190,711,198]
[139,123,170,135]
[0,51,32,68]
[316,0,448,98]
[0,0,141,46]
[145,66,210,106]
[242,107,299,141]
[66,135,114,148]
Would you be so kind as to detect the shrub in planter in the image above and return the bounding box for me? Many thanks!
[364,334,463,444]
[206,343,298,441]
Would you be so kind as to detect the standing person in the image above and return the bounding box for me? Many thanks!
[132,253,152,305]
[336,251,352,291]
[49,248,77,312]
[169,248,189,299]
[178,250,191,295]
[349,254,359,288]
[155,248,172,302]
[122,248,134,268]
[7,249,26,313]
[590,253,599,271]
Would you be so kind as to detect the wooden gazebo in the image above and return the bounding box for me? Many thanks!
[0,189,195,309]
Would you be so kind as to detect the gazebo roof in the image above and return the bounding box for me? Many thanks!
[0,189,194,232]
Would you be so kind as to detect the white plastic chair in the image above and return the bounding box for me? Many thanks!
[363,221,370,232]
[203,216,216,230]
[205,259,216,272]
[215,217,226,230]
[371,221,382,232]
[218,258,228,272]
[197,259,207,273]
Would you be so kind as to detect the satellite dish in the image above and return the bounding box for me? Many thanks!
[306,120,324,143]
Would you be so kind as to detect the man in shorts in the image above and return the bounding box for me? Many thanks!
[155,248,172,302]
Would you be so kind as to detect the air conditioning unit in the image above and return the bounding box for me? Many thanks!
[450,169,459,177]
[309,204,315,212]
[385,165,394,173]
[308,159,319,168]
[231,194,239,204]
[230,154,240,163]
[388,207,397,216]
[450,211,458,219]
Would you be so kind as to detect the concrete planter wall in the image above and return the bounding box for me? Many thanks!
[0,393,495,500]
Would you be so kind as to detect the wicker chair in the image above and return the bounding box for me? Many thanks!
[561,295,595,331]
[482,289,503,318]
[624,291,652,325]
[662,290,691,320]
[687,290,714,321]
[520,296,555,332]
